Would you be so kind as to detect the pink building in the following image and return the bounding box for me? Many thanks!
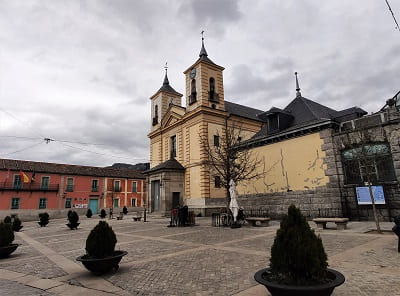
[0,158,146,217]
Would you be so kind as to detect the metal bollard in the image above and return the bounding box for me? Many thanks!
[392,216,400,253]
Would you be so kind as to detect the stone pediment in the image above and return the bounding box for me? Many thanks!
[161,106,185,128]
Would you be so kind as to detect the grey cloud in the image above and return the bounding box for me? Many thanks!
[178,0,241,36]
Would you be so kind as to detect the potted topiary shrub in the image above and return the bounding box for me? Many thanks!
[12,217,23,232]
[76,221,127,275]
[86,208,93,218]
[0,222,19,258]
[99,209,106,219]
[66,211,80,230]
[254,205,345,296]
[38,212,49,227]
[3,216,12,224]
[122,206,128,215]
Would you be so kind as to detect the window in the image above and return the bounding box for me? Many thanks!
[132,181,137,193]
[209,77,218,102]
[114,180,121,192]
[131,198,136,207]
[214,176,221,188]
[66,178,74,191]
[92,179,99,192]
[170,135,177,158]
[189,79,197,104]
[153,105,159,126]
[268,114,279,132]
[65,198,72,208]
[209,77,215,92]
[41,176,50,190]
[113,198,119,207]
[214,135,219,147]
[13,175,22,189]
[342,143,396,184]
[11,198,20,209]
[39,198,47,209]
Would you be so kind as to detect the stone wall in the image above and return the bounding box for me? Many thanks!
[332,106,400,221]
[238,186,342,219]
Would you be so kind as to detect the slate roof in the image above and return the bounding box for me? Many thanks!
[0,158,145,179]
[145,158,185,174]
[157,72,182,96]
[251,95,367,139]
[224,101,264,122]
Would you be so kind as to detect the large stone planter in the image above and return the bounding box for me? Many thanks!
[76,250,127,275]
[0,244,19,258]
[66,222,80,230]
[254,268,345,296]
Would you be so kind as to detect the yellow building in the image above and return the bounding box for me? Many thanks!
[146,40,263,215]
[146,40,367,217]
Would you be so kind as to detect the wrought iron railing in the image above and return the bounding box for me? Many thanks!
[0,182,59,191]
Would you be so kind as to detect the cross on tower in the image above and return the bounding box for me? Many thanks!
[201,30,204,40]
[164,62,168,73]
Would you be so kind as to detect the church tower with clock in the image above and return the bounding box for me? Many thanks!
[183,36,226,113]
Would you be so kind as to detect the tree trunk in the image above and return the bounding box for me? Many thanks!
[368,181,382,233]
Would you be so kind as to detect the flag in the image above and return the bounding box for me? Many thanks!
[31,171,36,183]
[19,170,29,183]
[3,168,10,185]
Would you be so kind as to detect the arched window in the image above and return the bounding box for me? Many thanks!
[209,77,215,92]
[152,105,158,126]
[209,77,218,102]
[189,79,196,104]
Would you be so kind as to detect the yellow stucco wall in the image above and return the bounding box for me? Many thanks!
[238,132,329,195]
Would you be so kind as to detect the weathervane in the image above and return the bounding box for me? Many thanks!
[164,62,168,73]
[201,30,204,40]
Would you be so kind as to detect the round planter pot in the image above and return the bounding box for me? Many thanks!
[13,225,23,232]
[76,250,128,275]
[38,221,49,227]
[254,268,345,296]
[0,244,19,258]
[66,222,80,230]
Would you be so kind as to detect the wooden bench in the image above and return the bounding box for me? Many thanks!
[246,217,270,227]
[312,218,349,230]
[116,212,124,220]
[132,211,142,221]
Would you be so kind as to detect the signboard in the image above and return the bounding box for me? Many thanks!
[356,186,385,205]
[74,204,88,209]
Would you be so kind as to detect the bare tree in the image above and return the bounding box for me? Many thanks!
[200,120,263,207]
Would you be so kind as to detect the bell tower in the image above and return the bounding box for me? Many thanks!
[183,33,225,113]
[150,64,182,132]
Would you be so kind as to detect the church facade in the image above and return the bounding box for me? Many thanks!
[146,40,263,215]
[146,40,400,220]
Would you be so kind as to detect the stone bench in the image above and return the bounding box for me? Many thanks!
[312,218,349,230]
[246,217,270,227]
[132,211,142,221]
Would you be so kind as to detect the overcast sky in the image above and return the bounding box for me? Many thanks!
[0,0,399,167]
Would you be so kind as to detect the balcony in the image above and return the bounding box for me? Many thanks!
[0,182,59,192]
[91,187,99,192]
[208,91,219,103]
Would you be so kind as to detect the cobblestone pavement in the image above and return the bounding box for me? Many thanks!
[0,215,398,295]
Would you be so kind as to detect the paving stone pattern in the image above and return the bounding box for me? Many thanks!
[0,216,399,295]
[0,278,54,296]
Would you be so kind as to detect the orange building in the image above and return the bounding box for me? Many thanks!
[0,159,146,217]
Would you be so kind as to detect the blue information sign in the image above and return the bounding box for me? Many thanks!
[356,186,385,205]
